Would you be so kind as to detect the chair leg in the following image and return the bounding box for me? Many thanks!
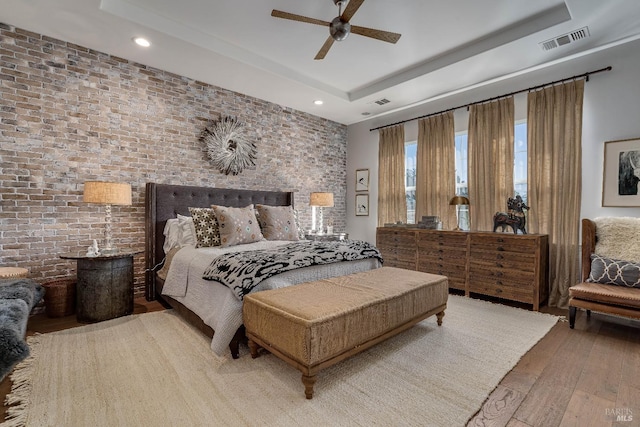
[569,306,576,329]
[586,309,591,319]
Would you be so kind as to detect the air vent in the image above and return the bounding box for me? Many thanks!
[540,26,590,51]
[374,98,390,106]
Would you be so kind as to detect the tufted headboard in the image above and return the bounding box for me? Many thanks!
[144,182,294,300]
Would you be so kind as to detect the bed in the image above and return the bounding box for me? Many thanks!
[145,183,381,358]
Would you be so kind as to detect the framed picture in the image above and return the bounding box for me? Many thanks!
[602,138,640,207]
[355,193,369,216]
[355,169,369,192]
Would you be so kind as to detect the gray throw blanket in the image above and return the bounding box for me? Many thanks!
[0,279,45,381]
[202,240,383,300]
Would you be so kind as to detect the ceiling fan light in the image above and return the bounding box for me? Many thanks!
[330,17,351,41]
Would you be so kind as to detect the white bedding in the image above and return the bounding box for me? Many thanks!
[162,240,381,355]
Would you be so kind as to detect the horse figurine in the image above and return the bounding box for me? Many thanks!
[493,195,529,234]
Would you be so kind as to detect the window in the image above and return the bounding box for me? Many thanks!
[405,142,417,224]
[454,132,470,230]
[514,121,527,203]
[403,122,527,228]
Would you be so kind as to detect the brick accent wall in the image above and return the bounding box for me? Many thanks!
[0,24,347,296]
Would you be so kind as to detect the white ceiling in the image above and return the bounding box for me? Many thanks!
[3,0,640,125]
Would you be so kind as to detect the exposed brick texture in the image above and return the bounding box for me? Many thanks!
[0,24,347,296]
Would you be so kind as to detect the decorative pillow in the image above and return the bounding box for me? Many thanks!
[188,208,221,248]
[587,254,640,288]
[177,214,197,247]
[255,204,299,241]
[211,204,263,247]
[162,219,182,254]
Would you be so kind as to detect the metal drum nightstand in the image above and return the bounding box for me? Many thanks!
[60,250,141,323]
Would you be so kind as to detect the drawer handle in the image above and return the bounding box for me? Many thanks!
[496,263,503,268]
[497,246,504,251]
[495,272,503,277]
[497,254,504,259]
[496,285,502,291]
[497,238,504,243]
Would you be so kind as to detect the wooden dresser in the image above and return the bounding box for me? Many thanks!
[376,227,549,310]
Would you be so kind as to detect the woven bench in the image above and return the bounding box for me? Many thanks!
[242,266,448,399]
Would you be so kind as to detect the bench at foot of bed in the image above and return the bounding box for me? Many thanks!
[242,266,448,399]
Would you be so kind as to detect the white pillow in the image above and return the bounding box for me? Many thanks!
[177,214,197,247]
[163,219,182,254]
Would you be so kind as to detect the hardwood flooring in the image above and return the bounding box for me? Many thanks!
[2,297,639,426]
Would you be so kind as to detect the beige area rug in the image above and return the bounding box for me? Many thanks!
[3,295,559,427]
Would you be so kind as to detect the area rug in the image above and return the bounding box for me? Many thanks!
[2,295,559,427]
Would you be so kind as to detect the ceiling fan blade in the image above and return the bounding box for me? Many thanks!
[271,10,330,27]
[341,0,365,22]
[350,25,401,44]
[314,36,335,60]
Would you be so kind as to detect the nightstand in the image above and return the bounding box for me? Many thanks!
[305,233,349,242]
[60,250,141,323]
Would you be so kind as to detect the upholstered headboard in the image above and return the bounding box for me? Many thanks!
[144,182,294,300]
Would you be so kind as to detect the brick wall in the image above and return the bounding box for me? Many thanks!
[0,24,347,296]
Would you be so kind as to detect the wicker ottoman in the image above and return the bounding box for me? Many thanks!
[243,266,448,399]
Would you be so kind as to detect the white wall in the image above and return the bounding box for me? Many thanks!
[347,39,640,244]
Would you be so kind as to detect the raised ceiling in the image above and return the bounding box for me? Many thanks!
[3,0,640,125]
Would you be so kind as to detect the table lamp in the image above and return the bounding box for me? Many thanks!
[83,181,132,253]
[309,192,334,234]
[449,195,470,231]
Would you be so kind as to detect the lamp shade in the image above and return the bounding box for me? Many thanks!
[449,196,470,206]
[309,192,334,207]
[83,181,132,205]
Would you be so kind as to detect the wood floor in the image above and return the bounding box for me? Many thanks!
[2,297,639,426]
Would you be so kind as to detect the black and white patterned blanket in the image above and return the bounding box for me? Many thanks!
[202,240,383,300]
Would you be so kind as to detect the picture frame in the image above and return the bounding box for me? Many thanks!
[602,138,640,207]
[355,193,369,216]
[355,169,369,192]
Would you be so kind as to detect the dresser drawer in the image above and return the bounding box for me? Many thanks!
[377,229,416,249]
[468,250,537,272]
[469,280,533,304]
[468,265,536,287]
[416,232,468,247]
[470,235,539,254]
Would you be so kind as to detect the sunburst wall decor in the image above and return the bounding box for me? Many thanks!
[201,116,257,175]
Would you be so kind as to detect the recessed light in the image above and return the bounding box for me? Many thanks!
[361,112,371,116]
[133,37,151,47]
[313,100,323,105]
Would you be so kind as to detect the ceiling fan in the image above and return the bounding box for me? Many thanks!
[271,0,401,60]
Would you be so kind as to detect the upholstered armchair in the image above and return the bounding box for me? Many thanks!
[568,217,640,328]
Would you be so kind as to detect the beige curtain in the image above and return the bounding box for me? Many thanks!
[527,80,584,308]
[415,112,456,229]
[467,97,515,231]
[378,125,407,226]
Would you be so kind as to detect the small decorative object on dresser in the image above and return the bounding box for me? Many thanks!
[201,116,257,175]
[449,195,469,231]
[493,195,529,234]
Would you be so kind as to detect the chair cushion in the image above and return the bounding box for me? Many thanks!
[569,282,640,309]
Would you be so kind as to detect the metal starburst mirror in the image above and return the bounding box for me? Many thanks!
[201,117,257,175]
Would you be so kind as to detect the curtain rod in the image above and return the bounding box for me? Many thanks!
[369,66,612,132]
